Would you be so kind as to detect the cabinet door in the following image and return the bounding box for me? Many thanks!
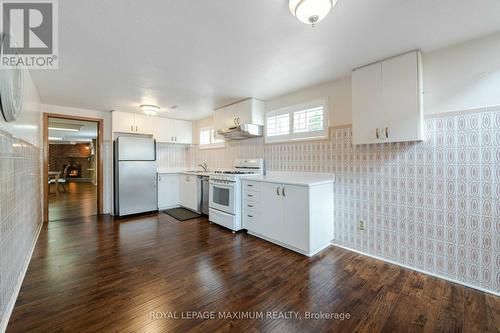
[214,107,226,130]
[174,120,193,144]
[134,114,154,134]
[112,111,135,133]
[153,117,175,143]
[352,62,383,144]
[232,100,249,125]
[259,182,283,241]
[158,173,179,209]
[381,51,423,142]
[179,174,198,212]
[281,185,309,252]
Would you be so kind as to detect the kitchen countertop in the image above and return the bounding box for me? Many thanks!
[157,168,211,176]
[245,172,334,187]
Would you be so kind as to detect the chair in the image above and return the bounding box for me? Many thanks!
[49,165,70,193]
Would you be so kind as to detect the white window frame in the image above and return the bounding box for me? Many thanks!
[265,98,329,144]
[199,126,225,149]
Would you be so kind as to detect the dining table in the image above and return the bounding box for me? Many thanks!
[48,171,61,195]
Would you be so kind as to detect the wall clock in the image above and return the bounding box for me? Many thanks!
[0,35,24,122]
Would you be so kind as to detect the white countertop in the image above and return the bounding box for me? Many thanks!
[157,168,211,176]
[246,172,335,187]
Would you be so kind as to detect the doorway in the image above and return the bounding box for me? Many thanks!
[43,113,103,222]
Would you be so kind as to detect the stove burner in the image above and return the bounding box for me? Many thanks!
[213,171,254,175]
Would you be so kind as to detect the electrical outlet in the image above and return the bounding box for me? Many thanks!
[357,219,366,231]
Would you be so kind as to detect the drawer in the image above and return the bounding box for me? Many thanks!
[243,180,260,191]
[243,189,260,202]
[242,210,260,230]
[242,200,260,212]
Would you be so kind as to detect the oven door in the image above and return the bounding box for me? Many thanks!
[209,180,235,215]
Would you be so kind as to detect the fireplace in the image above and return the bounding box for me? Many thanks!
[66,164,82,178]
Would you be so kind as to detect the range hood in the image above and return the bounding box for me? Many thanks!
[217,123,263,140]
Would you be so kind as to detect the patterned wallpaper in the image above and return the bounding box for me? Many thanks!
[0,130,42,330]
[157,107,500,294]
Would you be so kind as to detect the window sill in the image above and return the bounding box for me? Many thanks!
[265,134,328,145]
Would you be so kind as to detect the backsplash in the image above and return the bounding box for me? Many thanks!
[156,142,190,169]
[0,131,42,328]
[156,107,500,294]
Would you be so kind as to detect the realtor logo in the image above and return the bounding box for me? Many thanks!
[1,0,58,69]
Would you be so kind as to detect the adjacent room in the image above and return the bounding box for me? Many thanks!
[47,117,99,221]
[0,0,499,332]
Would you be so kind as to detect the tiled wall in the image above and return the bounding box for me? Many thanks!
[0,131,42,327]
[184,106,500,294]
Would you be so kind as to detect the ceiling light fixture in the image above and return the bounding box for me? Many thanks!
[141,104,160,116]
[48,123,82,132]
[289,0,337,26]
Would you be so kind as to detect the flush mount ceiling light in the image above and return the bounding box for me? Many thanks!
[289,0,338,26]
[141,104,160,116]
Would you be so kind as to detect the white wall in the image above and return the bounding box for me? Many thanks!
[424,32,500,114]
[0,71,42,146]
[194,32,500,130]
[41,104,113,214]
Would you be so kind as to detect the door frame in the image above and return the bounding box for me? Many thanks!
[43,113,104,222]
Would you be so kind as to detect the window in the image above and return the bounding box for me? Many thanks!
[265,99,328,143]
[199,127,224,149]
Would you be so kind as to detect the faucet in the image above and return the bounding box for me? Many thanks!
[198,162,208,172]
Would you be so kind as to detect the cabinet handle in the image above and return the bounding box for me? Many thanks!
[247,215,253,218]
[248,194,253,197]
[175,136,177,142]
[248,204,253,208]
[276,186,280,196]
[131,125,133,131]
[159,175,161,181]
[385,127,389,138]
[136,126,138,132]
[282,187,286,197]
[247,184,253,187]
[375,128,379,139]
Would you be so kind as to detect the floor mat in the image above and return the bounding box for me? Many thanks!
[163,208,201,221]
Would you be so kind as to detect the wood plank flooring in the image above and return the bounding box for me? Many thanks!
[48,182,97,221]
[6,213,500,332]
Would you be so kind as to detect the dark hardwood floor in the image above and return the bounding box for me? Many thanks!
[49,182,97,221]
[7,213,500,333]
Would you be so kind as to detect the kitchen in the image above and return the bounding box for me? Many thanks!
[1,1,499,332]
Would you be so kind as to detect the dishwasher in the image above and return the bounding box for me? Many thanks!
[197,176,209,215]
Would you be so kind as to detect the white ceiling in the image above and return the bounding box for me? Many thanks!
[31,0,500,120]
[48,118,97,142]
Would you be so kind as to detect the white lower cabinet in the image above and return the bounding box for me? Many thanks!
[157,173,180,209]
[179,174,198,212]
[242,180,334,256]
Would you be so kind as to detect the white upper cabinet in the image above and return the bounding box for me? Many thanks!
[113,111,192,144]
[112,111,136,133]
[173,119,193,144]
[352,51,424,144]
[153,118,192,144]
[134,114,154,135]
[112,111,153,135]
[153,117,175,142]
[214,98,265,130]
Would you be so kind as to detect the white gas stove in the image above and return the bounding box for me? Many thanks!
[208,158,264,232]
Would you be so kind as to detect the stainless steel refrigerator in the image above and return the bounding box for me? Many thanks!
[114,136,157,217]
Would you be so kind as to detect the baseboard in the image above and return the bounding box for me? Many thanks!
[1,222,43,333]
[331,242,500,297]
